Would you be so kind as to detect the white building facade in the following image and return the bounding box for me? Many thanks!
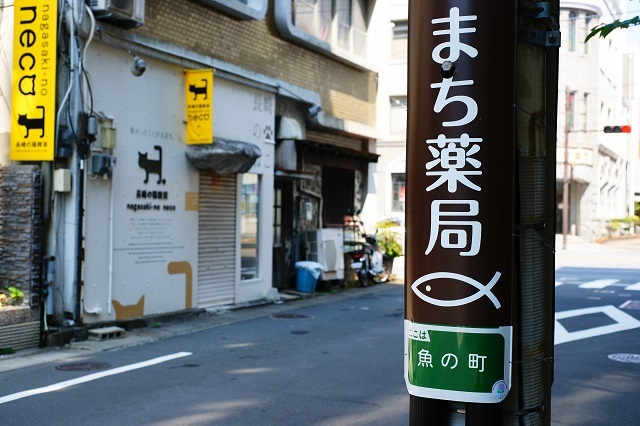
[558,0,639,239]
[372,0,408,224]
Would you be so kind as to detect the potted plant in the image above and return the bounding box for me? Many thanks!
[376,229,403,259]
[0,287,24,308]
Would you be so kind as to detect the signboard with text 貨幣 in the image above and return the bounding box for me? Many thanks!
[404,1,516,403]
[185,69,213,144]
[11,0,58,161]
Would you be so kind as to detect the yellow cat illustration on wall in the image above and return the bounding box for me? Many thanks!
[112,296,145,320]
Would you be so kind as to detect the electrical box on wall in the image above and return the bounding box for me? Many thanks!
[90,154,116,178]
[87,0,145,29]
[53,169,71,192]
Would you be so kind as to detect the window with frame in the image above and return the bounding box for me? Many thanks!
[241,174,260,280]
[391,173,406,212]
[581,93,589,132]
[391,21,408,62]
[567,91,576,131]
[584,15,594,54]
[390,96,407,135]
[293,0,367,57]
[568,11,576,52]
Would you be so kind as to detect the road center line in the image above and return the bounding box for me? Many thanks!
[0,352,192,405]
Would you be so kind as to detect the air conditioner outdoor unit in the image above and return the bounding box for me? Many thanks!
[87,0,145,29]
[304,229,345,281]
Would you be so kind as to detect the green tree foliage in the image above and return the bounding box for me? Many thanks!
[586,15,640,42]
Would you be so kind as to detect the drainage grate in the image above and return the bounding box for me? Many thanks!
[608,353,640,364]
[56,362,111,372]
[271,313,312,320]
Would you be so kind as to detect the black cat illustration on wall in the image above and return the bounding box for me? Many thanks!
[189,79,208,100]
[17,106,45,138]
[138,145,166,185]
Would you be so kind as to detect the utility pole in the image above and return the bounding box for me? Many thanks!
[405,1,559,424]
[562,87,571,250]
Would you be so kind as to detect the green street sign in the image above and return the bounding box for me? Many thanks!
[404,322,512,403]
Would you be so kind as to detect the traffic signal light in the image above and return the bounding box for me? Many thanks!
[603,125,631,133]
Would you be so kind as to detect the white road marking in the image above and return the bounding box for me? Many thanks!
[555,282,563,287]
[555,305,640,345]
[625,282,640,291]
[579,279,619,289]
[0,352,192,405]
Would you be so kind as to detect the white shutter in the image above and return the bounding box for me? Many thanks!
[198,173,237,307]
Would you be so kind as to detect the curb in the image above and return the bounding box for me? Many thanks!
[0,282,402,373]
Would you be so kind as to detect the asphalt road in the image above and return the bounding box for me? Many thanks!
[0,284,409,426]
[2,236,640,425]
[552,237,640,425]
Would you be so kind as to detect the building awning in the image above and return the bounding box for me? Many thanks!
[296,139,379,163]
[185,138,261,174]
[275,168,315,180]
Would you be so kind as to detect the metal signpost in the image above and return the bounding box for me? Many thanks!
[405,0,517,409]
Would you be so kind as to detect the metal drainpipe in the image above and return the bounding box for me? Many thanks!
[74,156,85,322]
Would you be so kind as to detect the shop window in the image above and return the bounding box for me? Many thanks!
[241,174,260,280]
[276,0,371,68]
[391,173,405,212]
[273,187,282,246]
[194,0,267,20]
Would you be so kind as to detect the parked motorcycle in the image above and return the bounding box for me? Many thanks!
[345,210,393,287]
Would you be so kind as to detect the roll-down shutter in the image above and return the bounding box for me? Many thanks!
[198,173,237,307]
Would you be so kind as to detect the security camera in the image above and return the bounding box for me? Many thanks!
[131,55,146,77]
[308,105,322,118]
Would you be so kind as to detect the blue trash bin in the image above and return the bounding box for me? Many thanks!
[295,261,323,293]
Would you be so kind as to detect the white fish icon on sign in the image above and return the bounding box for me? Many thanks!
[411,271,502,309]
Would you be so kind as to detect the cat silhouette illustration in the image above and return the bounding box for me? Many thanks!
[112,295,145,320]
[189,79,208,100]
[138,145,166,184]
[17,106,45,138]
[18,75,36,96]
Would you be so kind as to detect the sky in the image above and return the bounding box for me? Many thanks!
[624,6,640,53]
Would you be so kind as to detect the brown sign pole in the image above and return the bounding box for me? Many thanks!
[405,0,516,412]
[406,1,559,424]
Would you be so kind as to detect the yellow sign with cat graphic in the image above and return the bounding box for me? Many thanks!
[185,69,214,144]
[10,0,58,161]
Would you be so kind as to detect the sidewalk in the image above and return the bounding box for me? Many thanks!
[555,234,640,269]
[0,282,403,373]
